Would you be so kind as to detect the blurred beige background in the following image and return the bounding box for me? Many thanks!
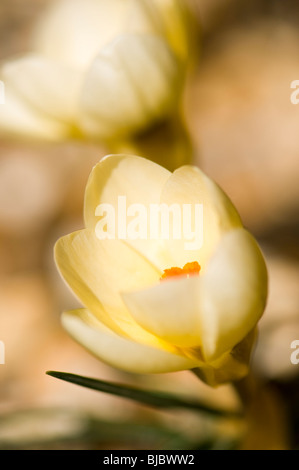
[0,0,299,449]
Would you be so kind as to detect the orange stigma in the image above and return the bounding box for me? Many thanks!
[160,261,201,281]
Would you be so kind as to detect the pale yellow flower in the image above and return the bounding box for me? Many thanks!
[54,155,268,386]
[0,0,195,142]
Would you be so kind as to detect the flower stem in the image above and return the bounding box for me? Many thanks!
[233,373,258,410]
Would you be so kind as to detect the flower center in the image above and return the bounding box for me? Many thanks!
[160,261,201,281]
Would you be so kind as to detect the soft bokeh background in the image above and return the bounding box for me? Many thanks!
[0,0,298,450]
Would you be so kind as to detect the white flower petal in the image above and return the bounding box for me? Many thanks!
[79,33,181,139]
[122,276,202,348]
[192,329,257,386]
[55,230,123,335]
[62,309,199,373]
[127,0,193,62]
[54,228,168,347]
[0,78,69,140]
[2,54,82,123]
[149,0,195,62]
[84,154,174,270]
[84,154,170,228]
[122,228,267,361]
[199,228,268,361]
[158,165,243,268]
[32,0,129,68]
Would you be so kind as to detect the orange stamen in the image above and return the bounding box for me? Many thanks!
[160,261,201,281]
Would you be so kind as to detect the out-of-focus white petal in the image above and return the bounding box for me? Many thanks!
[79,34,182,140]
[2,54,82,123]
[125,0,165,40]
[199,228,268,362]
[0,78,69,140]
[32,0,129,68]
[62,309,199,373]
[127,0,194,62]
[150,0,196,62]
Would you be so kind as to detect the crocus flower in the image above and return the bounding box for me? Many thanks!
[0,0,195,144]
[54,155,268,387]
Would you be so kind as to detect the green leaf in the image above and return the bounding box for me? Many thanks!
[46,370,242,419]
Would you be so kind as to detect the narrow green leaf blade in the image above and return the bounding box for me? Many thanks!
[46,371,242,419]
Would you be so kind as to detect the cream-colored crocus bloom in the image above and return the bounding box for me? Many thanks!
[0,0,195,142]
[54,155,268,387]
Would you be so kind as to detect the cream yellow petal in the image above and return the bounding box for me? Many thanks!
[2,54,82,123]
[32,0,129,68]
[84,154,173,270]
[192,329,257,387]
[0,78,69,140]
[54,230,122,334]
[79,33,181,139]
[54,229,166,345]
[199,229,268,362]
[122,276,202,348]
[84,154,170,229]
[158,165,243,268]
[122,228,267,359]
[62,309,199,374]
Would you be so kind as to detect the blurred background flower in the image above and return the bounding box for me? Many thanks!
[0,0,298,450]
[0,0,199,169]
